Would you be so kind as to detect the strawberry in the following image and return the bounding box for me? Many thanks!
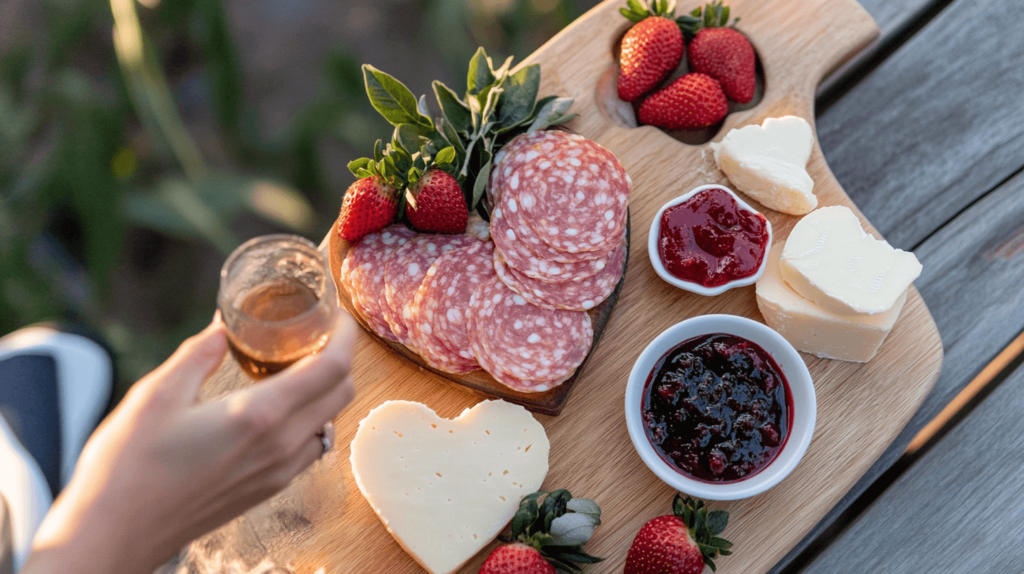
[480,490,604,574]
[624,494,732,574]
[638,73,728,130]
[479,543,555,574]
[336,176,398,242]
[679,1,756,103]
[617,1,684,102]
[405,168,468,234]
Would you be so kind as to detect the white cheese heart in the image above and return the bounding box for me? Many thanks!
[350,400,550,574]
[780,206,922,316]
[711,115,816,215]
[758,242,907,362]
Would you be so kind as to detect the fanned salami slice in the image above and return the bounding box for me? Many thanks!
[494,243,625,311]
[488,130,576,207]
[407,241,495,373]
[492,204,623,282]
[382,233,477,347]
[510,138,630,253]
[499,164,626,261]
[467,278,593,392]
[340,225,415,341]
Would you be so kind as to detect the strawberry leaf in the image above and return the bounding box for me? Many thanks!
[434,146,456,167]
[706,510,729,535]
[362,64,433,129]
[347,157,373,176]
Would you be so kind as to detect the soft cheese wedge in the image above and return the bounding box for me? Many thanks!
[711,115,816,215]
[758,242,906,362]
[780,206,922,315]
[350,400,549,574]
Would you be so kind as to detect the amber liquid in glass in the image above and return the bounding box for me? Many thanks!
[228,277,327,377]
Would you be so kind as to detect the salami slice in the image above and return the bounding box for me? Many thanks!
[407,241,495,373]
[340,224,415,341]
[492,203,623,282]
[467,277,593,392]
[382,233,477,347]
[488,130,569,208]
[509,138,630,253]
[494,243,625,311]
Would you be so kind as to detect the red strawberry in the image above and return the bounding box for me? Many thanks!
[679,2,756,103]
[617,1,685,103]
[479,543,555,574]
[337,176,398,242]
[638,73,728,130]
[625,494,732,574]
[406,168,468,234]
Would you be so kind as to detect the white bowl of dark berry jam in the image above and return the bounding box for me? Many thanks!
[625,314,816,500]
[648,185,772,296]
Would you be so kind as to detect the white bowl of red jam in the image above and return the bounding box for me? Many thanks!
[625,314,816,500]
[648,185,772,296]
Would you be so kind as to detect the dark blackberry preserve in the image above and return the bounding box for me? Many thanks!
[642,333,792,483]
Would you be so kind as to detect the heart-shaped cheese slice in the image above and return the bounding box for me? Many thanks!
[780,206,922,315]
[350,400,549,574]
[712,115,816,215]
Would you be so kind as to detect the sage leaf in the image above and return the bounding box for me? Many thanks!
[363,64,432,128]
[466,47,495,96]
[527,97,575,132]
[549,513,596,547]
[498,64,541,128]
[433,80,472,133]
[471,155,491,210]
[566,498,601,525]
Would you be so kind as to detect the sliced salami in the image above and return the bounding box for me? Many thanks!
[467,277,593,392]
[407,241,495,373]
[382,233,477,347]
[508,138,630,253]
[487,130,570,208]
[494,243,625,311]
[340,225,415,341]
[492,203,623,282]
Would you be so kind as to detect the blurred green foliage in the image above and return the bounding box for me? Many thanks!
[0,0,592,384]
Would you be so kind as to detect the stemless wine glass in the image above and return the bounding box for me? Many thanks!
[218,234,336,378]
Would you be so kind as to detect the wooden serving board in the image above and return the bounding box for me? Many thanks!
[190,1,943,573]
[327,213,630,416]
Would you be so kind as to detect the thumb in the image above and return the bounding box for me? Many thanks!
[157,314,229,401]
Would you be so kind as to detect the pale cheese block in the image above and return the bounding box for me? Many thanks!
[350,400,549,574]
[758,242,906,362]
[780,206,922,315]
[711,115,817,215]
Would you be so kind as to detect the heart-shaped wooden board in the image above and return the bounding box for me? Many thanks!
[328,215,630,416]
[195,1,944,573]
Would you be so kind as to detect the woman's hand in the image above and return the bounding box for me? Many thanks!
[22,312,357,574]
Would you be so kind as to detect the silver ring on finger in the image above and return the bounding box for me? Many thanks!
[316,421,334,458]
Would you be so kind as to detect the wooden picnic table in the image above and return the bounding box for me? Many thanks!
[178,0,1024,572]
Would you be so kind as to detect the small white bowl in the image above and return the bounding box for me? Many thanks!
[625,314,816,500]
[648,184,772,296]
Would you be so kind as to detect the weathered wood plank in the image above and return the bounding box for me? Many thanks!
[773,160,1024,574]
[816,0,940,97]
[801,358,1024,572]
[815,0,1024,249]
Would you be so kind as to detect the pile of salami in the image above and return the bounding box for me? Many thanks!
[340,129,630,393]
[488,130,631,312]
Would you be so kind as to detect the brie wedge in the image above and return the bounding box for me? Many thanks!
[758,242,906,362]
[350,400,549,574]
[712,115,816,215]
[780,206,922,316]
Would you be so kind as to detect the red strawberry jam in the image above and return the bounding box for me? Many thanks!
[657,188,769,287]
[642,333,792,483]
